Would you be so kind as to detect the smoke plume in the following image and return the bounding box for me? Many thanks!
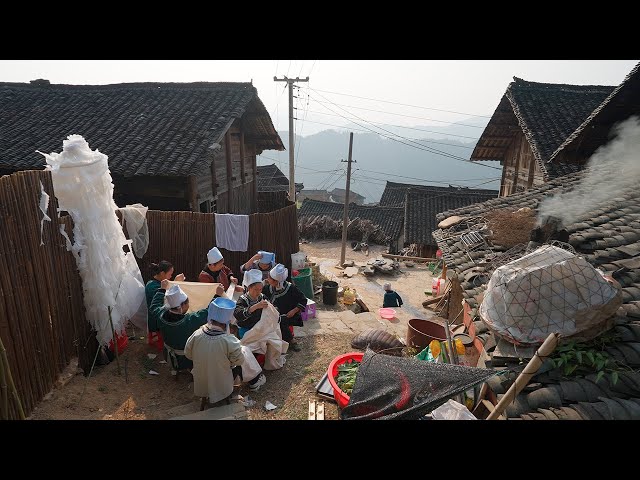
[538,115,640,226]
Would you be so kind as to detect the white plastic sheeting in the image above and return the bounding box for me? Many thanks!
[479,245,622,345]
[119,203,149,258]
[40,135,147,345]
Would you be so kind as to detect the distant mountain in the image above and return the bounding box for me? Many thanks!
[258,117,500,204]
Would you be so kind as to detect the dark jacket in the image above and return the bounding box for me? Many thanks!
[262,281,307,327]
[234,292,267,331]
[383,290,403,308]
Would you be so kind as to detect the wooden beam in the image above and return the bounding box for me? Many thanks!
[381,253,438,262]
[187,176,199,212]
[225,131,233,209]
[210,151,218,197]
[240,131,246,184]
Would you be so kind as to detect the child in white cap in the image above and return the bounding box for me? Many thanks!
[240,250,276,285]
[198,246,243,292]
[185,297,266,407]
[234,268,269,339]
[383,282,403,308]
[263,263,307,352]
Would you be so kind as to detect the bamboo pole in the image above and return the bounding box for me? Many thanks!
[0,335,25,419]
[381,253,438,262]
[108,307,121,376]
[487,332,560,420]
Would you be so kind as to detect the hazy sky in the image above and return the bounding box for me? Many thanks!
[1,60,637,136]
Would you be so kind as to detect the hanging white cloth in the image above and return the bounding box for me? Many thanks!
[240,303,288,370]
[215,213,249,252]
[119,203,149,258]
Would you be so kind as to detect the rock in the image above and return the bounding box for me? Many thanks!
[437,215,465,229]
[342,260,355,267]
[404,261,415,268]
[344,267,359,277]
[363,266,375,276]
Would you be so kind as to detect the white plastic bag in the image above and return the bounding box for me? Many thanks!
[431,399,476,420]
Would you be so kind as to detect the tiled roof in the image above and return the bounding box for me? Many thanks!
[330,188,365,200]
[405,188,498,247]
[379,181,498,208]
[471,78,615,180]
[256,163,303,192]
[298,198,404,241]
[549,62,640,165]
[432,165,640,419]
[0,81,284,177]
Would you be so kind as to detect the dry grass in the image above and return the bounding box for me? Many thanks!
[246,333,354,420]
[485,208,536,248]
[29,330,356,420]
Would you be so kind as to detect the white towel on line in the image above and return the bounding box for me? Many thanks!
[215,213,249,252]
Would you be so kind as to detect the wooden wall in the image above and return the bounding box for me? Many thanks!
[500,131,546,197]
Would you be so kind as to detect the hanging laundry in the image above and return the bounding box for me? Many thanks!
[215,213,249,251]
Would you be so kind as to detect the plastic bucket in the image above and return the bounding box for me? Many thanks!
[406,318,448,350]
[322,280,339,305]
[109,329,128,355]
[292,267,314,299]
[291,252,306,270]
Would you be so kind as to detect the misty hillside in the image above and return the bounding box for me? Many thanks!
[258,117,501,204]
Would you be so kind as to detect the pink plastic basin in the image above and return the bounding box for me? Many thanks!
[378,308,396,319]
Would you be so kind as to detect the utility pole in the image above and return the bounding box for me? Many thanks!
[273,75,309,202]
[339,132,355,267]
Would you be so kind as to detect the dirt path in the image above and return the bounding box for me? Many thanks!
[300,240,438,339]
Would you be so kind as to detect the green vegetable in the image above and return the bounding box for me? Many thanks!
[335,359,360,395]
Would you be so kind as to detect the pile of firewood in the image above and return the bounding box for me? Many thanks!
[298,215,390,245]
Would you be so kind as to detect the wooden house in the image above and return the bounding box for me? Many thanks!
[471,77,615,197]
[0,80,284,213]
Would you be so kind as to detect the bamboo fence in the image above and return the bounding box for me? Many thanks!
[0,170,93,419]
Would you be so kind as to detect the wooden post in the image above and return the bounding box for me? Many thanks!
[188,176,199,212]
[239,131,246,184]
[225,132,233,212]
[339,132,354,267]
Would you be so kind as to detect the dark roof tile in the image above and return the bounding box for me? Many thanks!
[0,81,284,177]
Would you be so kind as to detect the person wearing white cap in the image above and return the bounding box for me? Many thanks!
[263,263,307,352]
[148,279,225,374]
[240,250,276,284]
[234,268,269,339]
[383,282,403,308]
[185,297,266,406]
[198,246,243,292]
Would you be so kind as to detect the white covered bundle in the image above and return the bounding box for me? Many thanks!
[479,245,622,345]
[41,135,147,345]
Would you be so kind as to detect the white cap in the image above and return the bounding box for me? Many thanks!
[243,268,264,287]
[269,263,288,283]
[207,247,223,264]
[165,285,188,309]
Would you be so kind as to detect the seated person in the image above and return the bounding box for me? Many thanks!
[198,246,243,293]
[149,279,224,373]
[145,260,185,333]
[185,297,266,407]
[240,251,276,284]
[263,264,307,352]
[234,269,269,339]
[382,282,403,308]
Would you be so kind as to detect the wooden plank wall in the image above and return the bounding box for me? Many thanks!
[135,203,300,285]
[0,170,94,419]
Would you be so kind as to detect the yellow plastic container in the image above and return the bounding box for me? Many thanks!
[343,287,356,305]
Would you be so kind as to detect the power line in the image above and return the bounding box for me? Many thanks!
[309,98,487,127]
[307,89,502,170]
[354,170,501,186]
[299,117,480,140]
[299,115,476,149]
[312,87,492,119]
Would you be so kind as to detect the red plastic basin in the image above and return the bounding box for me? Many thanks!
[327,352,363,409]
